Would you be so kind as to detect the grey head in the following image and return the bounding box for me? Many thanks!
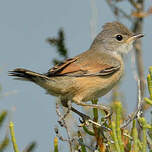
[90,22,144,55]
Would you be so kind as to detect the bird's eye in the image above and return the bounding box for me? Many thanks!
[116,35,123,41]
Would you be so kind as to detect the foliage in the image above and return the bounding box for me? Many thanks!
[0,81,10,152]
[144,67,152,105]
[9,121,37,152]
[47,29,68,65]
[0,111,9,152]
[0,81,36,152]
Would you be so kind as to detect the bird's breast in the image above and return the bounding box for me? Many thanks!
[72,62,124,102]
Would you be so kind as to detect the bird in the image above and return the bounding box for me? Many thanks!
[9,21,144,120]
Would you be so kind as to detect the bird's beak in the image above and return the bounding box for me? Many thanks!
[126,33,144,43]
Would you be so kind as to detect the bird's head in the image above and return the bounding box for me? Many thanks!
[91,22,144,55]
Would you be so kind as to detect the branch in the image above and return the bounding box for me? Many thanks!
[106,0,133,22]
[121,80,143,128]
[128,0,141,9]
[55,103,73,151]
[132,0,145,100]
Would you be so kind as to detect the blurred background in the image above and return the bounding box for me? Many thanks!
[0,0,152,151]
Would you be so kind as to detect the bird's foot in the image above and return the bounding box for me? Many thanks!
[103,107,113,119]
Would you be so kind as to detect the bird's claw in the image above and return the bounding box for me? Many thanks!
[103,107,113,119]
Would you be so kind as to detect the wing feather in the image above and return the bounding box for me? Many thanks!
[46,54,120,77]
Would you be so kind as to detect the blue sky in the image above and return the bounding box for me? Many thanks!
[0,0,152,151]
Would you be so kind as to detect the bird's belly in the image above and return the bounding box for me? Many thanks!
[44,70,123,102]
[44,76,79,98]
[72,71,123,102]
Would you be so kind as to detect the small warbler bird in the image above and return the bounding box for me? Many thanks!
[9,22,144,117]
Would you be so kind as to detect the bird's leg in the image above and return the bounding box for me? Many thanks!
[61,99,90,120]
[69,105,104,127]
[70,106,91,126]
[70,107,90,120]
[61,100,102,127]
[73,99,112,119]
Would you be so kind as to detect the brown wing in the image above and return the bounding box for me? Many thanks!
[46,56,120,77]
[46,57,79,76]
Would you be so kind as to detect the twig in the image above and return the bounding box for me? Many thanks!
[137,80,143,118]
[22,142,36,152]
[77,138,96,151]
[128,0,141,9]
[121,80,143,128]
[147,132,152,150]
[132,0,145,101]
[54,127,71,142]
[0,136,9,151]
[58,100,72,125]
[106,0,133,22]
[56,103,73,152]
[54,127,96,151]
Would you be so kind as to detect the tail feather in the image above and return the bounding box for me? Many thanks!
[9,68,49,82]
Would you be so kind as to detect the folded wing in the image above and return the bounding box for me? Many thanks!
[46,51,120,77]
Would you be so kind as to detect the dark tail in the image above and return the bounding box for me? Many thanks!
[9,68,49,82]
